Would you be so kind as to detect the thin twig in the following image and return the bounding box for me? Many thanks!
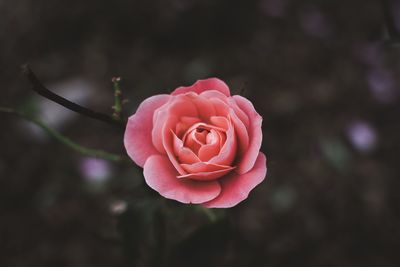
[0,106,129,163]
[112,77,123,120]
[21,64,126,128]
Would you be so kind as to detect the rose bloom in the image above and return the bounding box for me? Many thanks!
[124,78,267,208]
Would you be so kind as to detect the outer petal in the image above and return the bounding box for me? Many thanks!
[171,78,231,97]
[203,152,267,208]
[124,94,171,167]
[227,98,250,128]
[144,155,222,204]
[233,95,263,174]
[200,90,230,102]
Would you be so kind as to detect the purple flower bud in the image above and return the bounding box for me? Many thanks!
[346,121,377,153]
[79,157,112,184]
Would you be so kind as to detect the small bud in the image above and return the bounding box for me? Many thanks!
[110,200,127,215]
[111,77,121,83]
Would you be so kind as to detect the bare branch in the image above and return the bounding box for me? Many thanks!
[21,64,126,128]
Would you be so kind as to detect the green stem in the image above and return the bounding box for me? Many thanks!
[1,106,129,163]
[112,77,123,120]
[195,205,217,223]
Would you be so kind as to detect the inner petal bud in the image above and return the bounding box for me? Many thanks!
[179,122,228,161]
[194,128,208,144]
[198,129,223,161]
[184,128,210,154]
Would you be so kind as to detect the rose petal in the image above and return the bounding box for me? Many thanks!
[182,122,226,145]
[227,98,250,128]
[208,95,250,129]
[180,162,232,174]
[195,130,208,144]
[144,155,222,204]
[162,124,187,175]
[198,130,221,161]
[184,130,202,153]
[124,94,171,167]
[200,90,230,102]
[175,116,201,137]
[172,131,200,164]
[209,117,228,147]
[188,93,217,121]
[177,167,235,181]
[206,130,217,144]
[233,95,263,174]
[210,97,230,117]
[209,116,229,130]
[229,108,249,156]
[203,152,267,208]
[180,116,202,125]
[208,119,236,166]
[172,78,231,97]
[152,96,198,153]
[215,129,227,148]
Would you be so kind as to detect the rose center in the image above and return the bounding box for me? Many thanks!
[182,126,222,155]
[194,128,208,144]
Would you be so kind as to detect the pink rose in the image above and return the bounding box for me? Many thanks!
[124,78,267,208]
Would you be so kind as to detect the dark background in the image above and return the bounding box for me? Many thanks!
[1,0,400,266]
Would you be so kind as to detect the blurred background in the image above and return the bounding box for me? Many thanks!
[1,0,400,266]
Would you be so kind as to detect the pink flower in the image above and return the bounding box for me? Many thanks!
[124,78,267,208]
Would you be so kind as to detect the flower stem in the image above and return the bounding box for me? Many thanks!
[195,205,217,223]
[21,64,126,128]
[0,106,129,163]
[112,77,123,120]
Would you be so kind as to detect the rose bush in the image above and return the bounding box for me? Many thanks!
[124,78,267,208]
